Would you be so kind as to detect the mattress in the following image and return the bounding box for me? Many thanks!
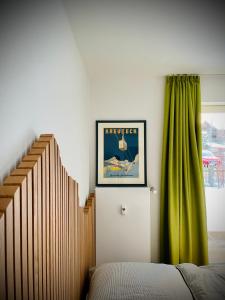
[88,262,225,300]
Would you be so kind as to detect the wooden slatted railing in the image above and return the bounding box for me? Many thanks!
[0,134,95,300]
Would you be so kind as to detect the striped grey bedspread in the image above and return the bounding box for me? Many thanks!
[88,262,225,300]
[177,263,225,300]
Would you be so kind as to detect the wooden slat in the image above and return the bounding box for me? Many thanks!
[11,168,33,176]
[87,194,96,267]
[10,169,34,300]
[4,176,29,300]
[40,134,54,138]
[59,151,62,300]
[28,148,45,156]
[0,186,22,300]
[74,182,80,300]
[33,163,39,300]
[62,166,66,299]
[68,178,75,300]
[54,142,59,300]
[37,157,43,300]
[28,146,47,300]
[0,198,14,300]
[79,193,96,298]
[23,155,41,162]
[32,142,49,149]
[57,146,61,300]
[41,148,47,300]
[0,212,6,300]
[49,138,56,300]
[85,199,91,268]
[39,136,54,142]
[27,170,34,300]
[79,207,84,297]
[88,208,92,268]
[13,187,22,300]
[85,207,90,289]
[65,170,69,300]
[92,194,96,267]
[64,167,67,300]
[18,161,39,300]
[0,186,19,198]
[18,161,37,169]
[45,144,51,300]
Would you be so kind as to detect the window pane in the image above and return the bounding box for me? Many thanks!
[202,109,225,263]
[202,112,225,188]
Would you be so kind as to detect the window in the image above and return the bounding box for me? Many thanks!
[202,103,225,188]
[202,103,225,263]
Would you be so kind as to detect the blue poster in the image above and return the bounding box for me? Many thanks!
[104,128,139,178]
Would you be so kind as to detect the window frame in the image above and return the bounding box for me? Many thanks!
[201,102,225,189]
[202,102,225,113]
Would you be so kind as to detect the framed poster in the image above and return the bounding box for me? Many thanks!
[96,120,147,186]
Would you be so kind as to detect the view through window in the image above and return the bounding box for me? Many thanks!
[201,104,225,263]
[202,111,225,188]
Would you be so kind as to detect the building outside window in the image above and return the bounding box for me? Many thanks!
[202,106,225,188]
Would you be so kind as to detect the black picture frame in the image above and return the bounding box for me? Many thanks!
[96,120,147,187]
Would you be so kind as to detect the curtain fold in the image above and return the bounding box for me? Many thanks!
[160,75,208,265]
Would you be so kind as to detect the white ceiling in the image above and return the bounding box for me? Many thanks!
[64,0,225,79]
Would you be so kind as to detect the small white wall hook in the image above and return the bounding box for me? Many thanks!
[121,204,127,215]
[150,186,157,194]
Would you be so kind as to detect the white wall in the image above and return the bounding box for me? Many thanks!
[90,75,225,262]
[96,188,151,265]
[0,1,90,205]
[201,76,225,102]
[90,75,164,262]
[206,188,225,231]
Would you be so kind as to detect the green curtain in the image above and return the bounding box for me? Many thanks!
[160,75,208,265]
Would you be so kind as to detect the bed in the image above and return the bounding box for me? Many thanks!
[88,262,225,300]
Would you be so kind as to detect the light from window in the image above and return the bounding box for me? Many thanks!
[201,111,225,188]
